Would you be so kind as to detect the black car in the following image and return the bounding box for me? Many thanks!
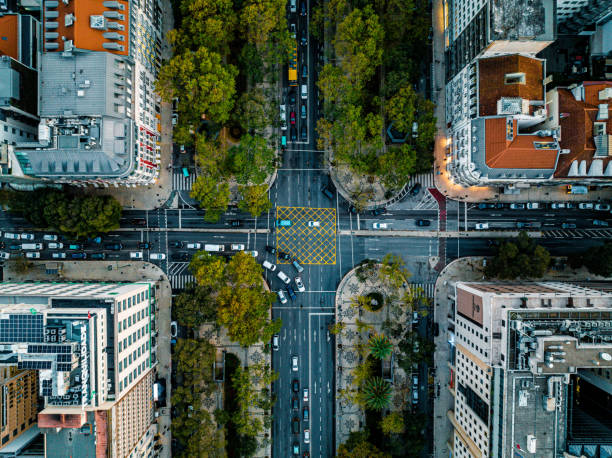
[348,205,358,214]
[291,396,299,410]
[265,245,276,254]
[170,241,183,248]
[71,252,87,259]
[300,125,307,140]
[228,220,241,227]
[371,207,386,216]
[300,32,307,46]
[321,186,334,199]
[478,203,495,209]
[138,242,151,249]
[286,285,296,300]
[415,219,431,227]
[130,218,147,226]
[278,251,291,261]
[495,203,506,209]
[292,379,299,392]
[171,253,189,261]
[288,91,296,105]
[90,253,106,260]
[302,64,308,79]
[409,183,422,196]
[292,417,300,434]
[299,0,306,15]
[303,407,309,422]
[290,126,297,141]
[104,243,123,250]
[8,244,21,250]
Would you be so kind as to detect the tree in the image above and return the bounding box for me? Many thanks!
[228,135,275,185]
[232,90,272,133]
[194,135,228,178]
[386,85,417,135]
[329,321,346,335]
[189,251,226,288]
[239,0,286,48]
[173,338,216,388]
[379,253,410,289]
[380,411,405,435]
[377,144,417,190]
[238,184,272,217]
[173,283,217,327]
[568,241,612,277]
[156,47,237,126]
[368,334,393,360]
[172,408,226,458]
[485,232,551,279]
[351,358,374,387]
[337,430,390,458]
[238,44,264,86]
[359,377,392,410]
[190,175,230,222]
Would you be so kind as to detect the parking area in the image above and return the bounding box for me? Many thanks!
[275,206,336,265]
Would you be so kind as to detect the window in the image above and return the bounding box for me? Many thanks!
[119,361,122,371]
[504,72,526,85]
[118,322,121,332]
[118,341,122,352]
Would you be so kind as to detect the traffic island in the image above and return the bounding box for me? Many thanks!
[334,258,430,452]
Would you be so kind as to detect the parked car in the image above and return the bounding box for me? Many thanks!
[295,277,305,292]
[130,252,143,259]
[595,203,611,211]
[278,251,291,261]
[265,245,276,254]
[304,430,310,444]
[477,203,495,209]
[307,221,320,227]
[290,111,296,125]
[550,203,565,209]
[276,219,292,227]
[409,183,422,196]
[247,250,258,257]
[263,260,277,271]
[301,104,306,119]
[150,253,166,260]
[321,186,334,199]
[104,243,122,250]
[292,379,299,392]
[43,234,58,241]
[526,203,539,210]
[509,203,525,210]
[292,355,298,372]
[303,388,309,402]
[292,417,300,434]
[71,252,87,259]
[373,222,388,229]
[292,260,304,273]
[301,64,308,79]
[415,219,431,227]
[300,125,307,140]
[0,252,10,260]
[286,285,296,300]
[278,290,288,304]
[47,243,63,249]
[371,208,386,216]
[8,244,21,250]
[20,233,34,240]
[290,126,297,141]
[25,252,40,259]
[170,241,183,248]
[273,334,280,351]
[561,223,577,229]
[277,271,291,284]
[412,390,419,405]
[3,233,18,240]
[291,396,299,410]
[170,321,178,338]
[138,242,151,249]
[475,223,489,230]
[186,242,201,249]
[90,253,106,260]
[231,244,245,251]
[578,203,594,210]
[593,219,609,226]
[303,407,309,422]
[292,442,300,456]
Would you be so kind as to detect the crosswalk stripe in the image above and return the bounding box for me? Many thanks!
[408,282,435,299]
[172,173,196,191]
[170,274,196,291]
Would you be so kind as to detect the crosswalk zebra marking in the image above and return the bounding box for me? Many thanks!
[173,172,197,191]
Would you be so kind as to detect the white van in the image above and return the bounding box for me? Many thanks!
[263,260,277,271]
[280,104,287,131]
[301,84,308,99]
[290,0,296,13]
[204,244,224,252]
[277,270,291,284]
[22,243,42,250]
[186,242,201,249]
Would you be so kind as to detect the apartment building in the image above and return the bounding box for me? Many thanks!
[0,281,159,457]
[447,281,612,457]
[0,368,38,453]
[9,0,163,187]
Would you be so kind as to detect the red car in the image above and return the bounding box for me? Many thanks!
[290,111,296,125]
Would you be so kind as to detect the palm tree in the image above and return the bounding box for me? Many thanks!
[368,334,393,359]
[361,377,392,410]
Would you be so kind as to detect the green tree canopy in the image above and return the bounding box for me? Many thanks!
[227,134,275,185]
[239,0,286,48]
[238,184,272,217]
[156,46,237,126]
[368,334,393,360]
[359,377,392,410]
[189,251,226,289]
[190,175,231,222]
[380,411,405,435]
[337,430,390,458]
[568,241,612,277]
[173,282,217,327]
[379,253,410,289]
[485,232,551,279]
[232,89,273,134]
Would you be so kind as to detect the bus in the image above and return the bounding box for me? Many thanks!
[288,44,297,87]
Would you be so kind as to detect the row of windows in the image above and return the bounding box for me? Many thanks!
[119,341,148,372]
[118,307,149,333]
[118,290,149,314]
[118,360,148,392]
[118,329,149,354]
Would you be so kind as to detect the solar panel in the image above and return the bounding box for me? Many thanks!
[0,315,43,343]
[57,363,72,372]
[18,360,51,370]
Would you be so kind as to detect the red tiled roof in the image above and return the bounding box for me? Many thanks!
[38,412,85,428]
[485,118,558,169]
[0,15,19,60]
[554,82,612,178]
[479,55,544,117]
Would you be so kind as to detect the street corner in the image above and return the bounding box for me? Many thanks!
[275,206,337,265]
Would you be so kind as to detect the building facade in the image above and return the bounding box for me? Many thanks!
[0,368,38,450]
[447,281,612,457]
[0,281,159,456]
[8,0,163,187]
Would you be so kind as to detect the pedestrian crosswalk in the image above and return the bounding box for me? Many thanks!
[407,172,435,190]
[408,282,435,299]
[173,172,196,191]
[170,274,196,291]
[542,229,612,239]
[414,191,438,210]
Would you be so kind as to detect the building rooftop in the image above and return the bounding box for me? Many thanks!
[489,0,555,42]
[42,0,129,54]
[0,15,18,60]
[554,82,612,179]
[42,410,97,458]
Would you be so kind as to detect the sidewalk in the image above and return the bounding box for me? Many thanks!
[430,0,611,204]
[3,260,173,458]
